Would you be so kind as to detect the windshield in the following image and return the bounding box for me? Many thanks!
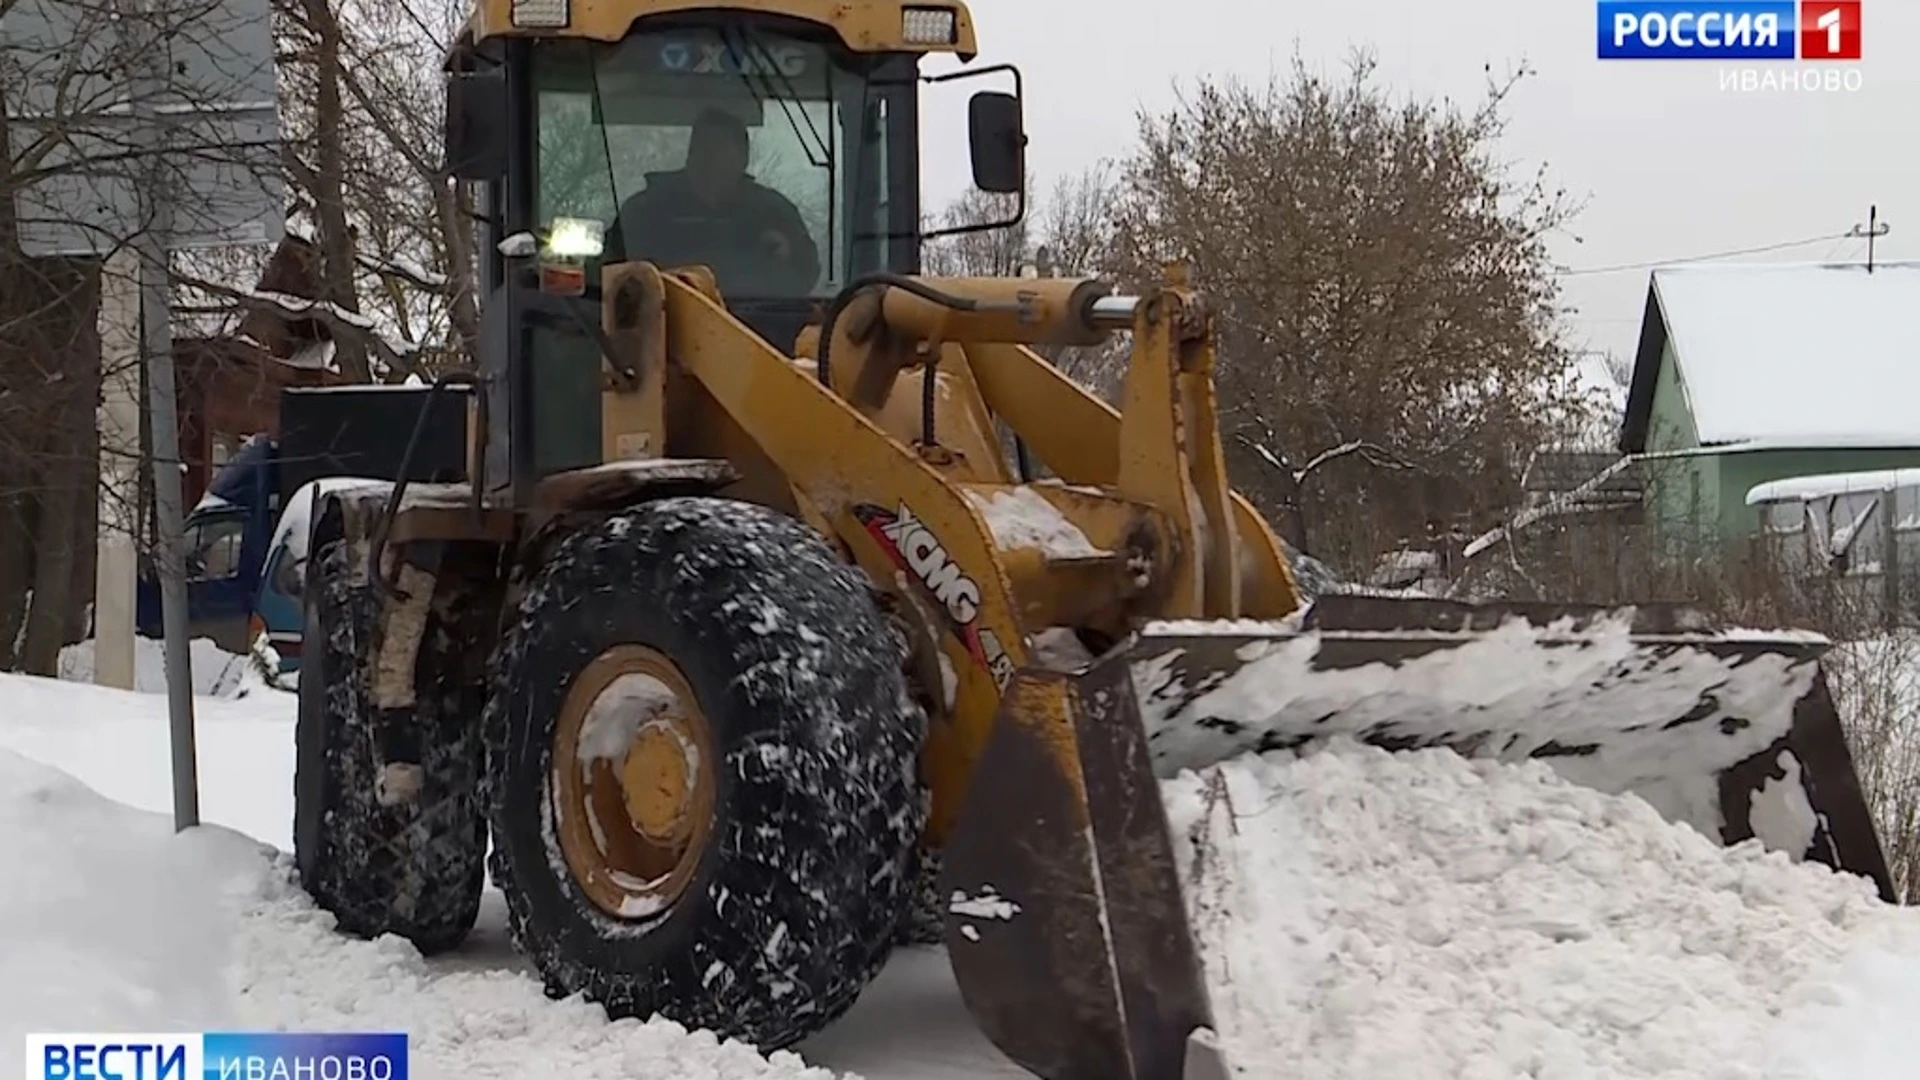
[533,24,896,299]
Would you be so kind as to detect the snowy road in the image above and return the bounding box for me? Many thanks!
[414,889,1031,1077]
[4,661,1920,1079]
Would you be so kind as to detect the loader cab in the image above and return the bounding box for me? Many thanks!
[441,0,1021,500]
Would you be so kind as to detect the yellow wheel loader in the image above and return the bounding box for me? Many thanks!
[287,0,1898,1076]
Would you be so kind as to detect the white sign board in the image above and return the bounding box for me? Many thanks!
[1,0,283,256]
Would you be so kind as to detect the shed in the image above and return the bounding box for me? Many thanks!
[1619,260,1920,545]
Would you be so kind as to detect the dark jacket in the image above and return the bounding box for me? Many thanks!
[608,169,821,296]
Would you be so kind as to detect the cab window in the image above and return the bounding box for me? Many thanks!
[532,23,897,298]
[185,514,247,581]
[271,546,306,600]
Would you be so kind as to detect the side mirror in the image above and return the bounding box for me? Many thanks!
[967,90,1024,194]
[445,69,506,181]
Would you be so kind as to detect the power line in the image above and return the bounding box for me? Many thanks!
[1555,233,1852,277]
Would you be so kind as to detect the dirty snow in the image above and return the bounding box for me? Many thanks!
[964,487,1106,559]
[57,635,264,699]
[1162,739,1920,1080]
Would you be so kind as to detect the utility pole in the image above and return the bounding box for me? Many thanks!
[123,0,199,831]
[1849,205,1890,272]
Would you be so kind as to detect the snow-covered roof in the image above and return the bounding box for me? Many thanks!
[277,339,337,371]
[1621,261,1920,453]
[1745,468,1920,506]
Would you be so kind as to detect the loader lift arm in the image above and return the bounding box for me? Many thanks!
[634,261,1290,1078]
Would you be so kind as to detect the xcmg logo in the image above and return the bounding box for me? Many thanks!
[1598,1,1862,60]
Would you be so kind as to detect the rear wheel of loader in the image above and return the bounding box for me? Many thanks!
[484,496,927,1049]
[292,538,488,955]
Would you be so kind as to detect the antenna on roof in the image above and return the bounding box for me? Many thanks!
[1847,205,1889,272]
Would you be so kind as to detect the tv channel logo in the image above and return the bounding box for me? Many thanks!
[25,1032,408,1080]
[1598,1,1861,60]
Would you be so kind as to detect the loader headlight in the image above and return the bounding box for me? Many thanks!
[901,6,957,44]
[544,217,604,258]
[510,0,567,27]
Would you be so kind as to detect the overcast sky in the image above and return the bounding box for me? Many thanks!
[916,0,1918,381]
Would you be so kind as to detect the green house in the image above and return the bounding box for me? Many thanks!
[1618,261,1920,549]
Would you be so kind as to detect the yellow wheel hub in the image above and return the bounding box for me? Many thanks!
[621,719,698,843]
[552,645,716,920]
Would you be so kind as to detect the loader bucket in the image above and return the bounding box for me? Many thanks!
[939,657,1229,1080]
[939,595,1895,1080]
[1130,594,1894,900]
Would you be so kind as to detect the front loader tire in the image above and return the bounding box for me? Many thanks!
[292,537,488,955]
[484,497,928,1050]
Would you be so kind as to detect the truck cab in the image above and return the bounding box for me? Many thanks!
[135,433,281,654]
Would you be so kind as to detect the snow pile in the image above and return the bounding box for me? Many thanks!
[1163,740,1920,1080]
[1135,615,1834,861]
[57,635,266,698]
[0,748,275,1037]
[0,748,852,1080]
[0,672,302,850]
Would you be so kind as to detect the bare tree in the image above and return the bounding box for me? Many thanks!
[922,187,1027,278]
[1105,50,1603,566]
[1031,165,1126,400]
[256,0,469,380]
[2,0,279,671]
[921,168,1127,400]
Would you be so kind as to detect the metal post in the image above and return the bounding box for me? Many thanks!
[1881,485,1899,630]
[125,0,199,831]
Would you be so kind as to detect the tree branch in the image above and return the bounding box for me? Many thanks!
[1291,439,1416,486]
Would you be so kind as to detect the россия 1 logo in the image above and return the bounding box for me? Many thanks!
[1597,1,1861,60]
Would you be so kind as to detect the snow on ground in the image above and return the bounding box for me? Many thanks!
[1163,741,1920,1079]
[57,635,265,699]
[0,749,273,1036]
[0,673,1013,1080]
[3,672,1919,1079]
[0,674,297,848]
[0,743,848,1080]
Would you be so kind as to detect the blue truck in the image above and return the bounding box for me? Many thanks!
[135,434,282,658]
[134,384,471,671]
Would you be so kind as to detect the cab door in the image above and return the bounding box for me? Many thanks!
[180,507,258,652]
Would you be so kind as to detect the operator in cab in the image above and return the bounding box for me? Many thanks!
[606,108,821,296]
